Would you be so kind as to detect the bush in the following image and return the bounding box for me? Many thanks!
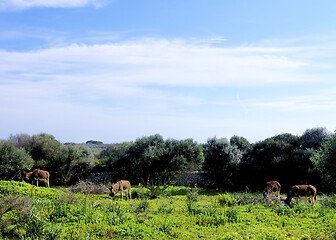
[69,180,109,195]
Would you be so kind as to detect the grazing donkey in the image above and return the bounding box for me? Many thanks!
[25,169,50,188]
[285,184,317,206]
[263,181,281,200]
[109,180,131,201]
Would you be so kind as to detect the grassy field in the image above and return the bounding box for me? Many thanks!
[0,180,335,239]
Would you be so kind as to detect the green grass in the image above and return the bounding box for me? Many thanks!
[0,180,336,239]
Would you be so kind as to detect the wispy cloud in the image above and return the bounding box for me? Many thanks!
[0,38,327,109]
[0,38,314,85]
[0,0,107,10]
[0,37,335,142]
[253,88,336,112]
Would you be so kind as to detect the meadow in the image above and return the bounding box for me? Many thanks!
[0,181,336,239]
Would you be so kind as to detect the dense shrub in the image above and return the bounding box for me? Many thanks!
[0,140,34,180]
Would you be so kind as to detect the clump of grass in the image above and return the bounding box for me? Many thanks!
[157,199,174,214]
[131,199,151,223]
[104,202,127,225]
[218,193,237,207]
[24,209,48,239]
[226,208,239,223]
[157,217,177,238]
[195,206,226,227]
[273,204,293,216]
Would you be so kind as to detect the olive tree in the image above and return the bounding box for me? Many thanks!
[0,140,34,180]
[311,133,336,192]
[112,134,204,184]
[27,133,94,185]
[202,137,242,189]
[300,127,330,150]
[242,133,301,191]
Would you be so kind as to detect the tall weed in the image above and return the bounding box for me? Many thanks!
[186,185,202,214]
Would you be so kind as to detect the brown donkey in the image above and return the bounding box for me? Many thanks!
[285,184,317,206]
[25,169,50,188]
[108,180,131,201]
[263,181,281,200]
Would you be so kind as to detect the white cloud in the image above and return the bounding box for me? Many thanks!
[1,38,335,143]
[0,38,327,111]
[0,39,313,88]
[0,0,107,10]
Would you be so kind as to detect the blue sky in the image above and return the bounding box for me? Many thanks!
[1,0,336,144]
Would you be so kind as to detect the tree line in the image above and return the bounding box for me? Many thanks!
[0,127,335,192]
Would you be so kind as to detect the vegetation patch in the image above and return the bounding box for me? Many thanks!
[1,181,335,239]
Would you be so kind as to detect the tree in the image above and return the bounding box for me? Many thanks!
[300,127,330,150]
[113,134,166,182]
[164,138,204,172]
[62,145,95,184]
[111,135,204,184]
[230,135,251,165]
[96,142,133,171]
[28,133,94,185]
[230,135,251,154]
[244,133,300,191]
[9,133,32,151]
[202,137,242,189]
[311,133,336,192]
[0,140,34,180]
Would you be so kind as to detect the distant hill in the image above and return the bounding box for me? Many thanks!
[64,140,109,157]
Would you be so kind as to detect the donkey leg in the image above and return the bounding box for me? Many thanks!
[126,190,129,201]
